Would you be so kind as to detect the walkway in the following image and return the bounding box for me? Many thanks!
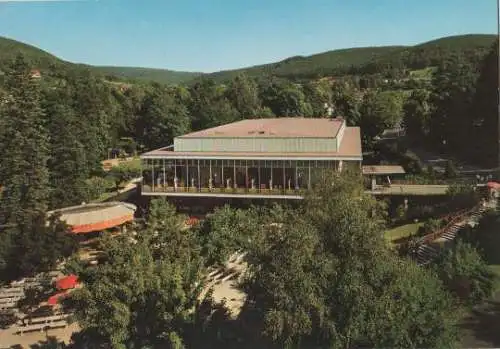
[415,199,497,266]
[370,184,450,196]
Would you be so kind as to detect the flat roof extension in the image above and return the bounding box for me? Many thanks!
[142,127,362,160]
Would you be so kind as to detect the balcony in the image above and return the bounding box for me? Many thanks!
[140,184,306,199]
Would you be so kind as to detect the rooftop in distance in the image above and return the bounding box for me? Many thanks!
[178,117,345,138]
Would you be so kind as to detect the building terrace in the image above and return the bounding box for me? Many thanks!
[140,117,363,199]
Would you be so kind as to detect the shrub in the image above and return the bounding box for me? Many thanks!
[444,160,458,178]
[406,204,436,221]
[433,241,496,305]
[446,183,480,210]
[108,161,141,184]
[84,176,116,201]
[417,218,443,237]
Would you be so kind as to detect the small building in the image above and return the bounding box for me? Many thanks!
[48,202,137,234]
[140,117,362,200]
[30,69,41,79]
[362,165,406,190]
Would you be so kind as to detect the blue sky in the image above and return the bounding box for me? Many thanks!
[0,0,496,72]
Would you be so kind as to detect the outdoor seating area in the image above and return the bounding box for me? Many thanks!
[0,270,78,338]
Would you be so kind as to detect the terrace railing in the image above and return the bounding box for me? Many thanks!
[141,184,307,197]
[415,205,480,246]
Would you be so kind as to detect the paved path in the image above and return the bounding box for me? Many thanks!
[370,184,450,196]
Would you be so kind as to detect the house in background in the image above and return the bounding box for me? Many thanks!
[140,117,362,200]
[30,69,41,79]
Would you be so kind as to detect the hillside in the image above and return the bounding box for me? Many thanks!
[0,36,199,84]
[204,46,407,82]
[92,66,202,85]
[0,34,497,85]
[0,36,67,70]
[201,34,497,82]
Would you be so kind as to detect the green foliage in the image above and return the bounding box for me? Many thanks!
[44,95,88,208]
[107,161,142,184]
[446,183,480,210]
[403,89,431,138]
[359,90,403,147]
[243,173,459,348]
[429,55,479,155]
[444,160,458,178]
[197,205,260,267]
[433,241,496,305]
[93,66,202,85]
[470,40,499,167]
[189,78,240,130]
[84,176,116,202]
[418,218,444,237]
[0,55,50,227]
[225,73,264,118]
[65,199,206,349]
[136,83,191,150]
[259,78,313,117]
[0,56,79,282]
[331,82,361,125]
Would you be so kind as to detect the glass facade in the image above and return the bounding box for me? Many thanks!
[141,158,348,196]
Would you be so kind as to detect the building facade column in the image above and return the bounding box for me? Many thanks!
[308,161,311,189]
[151,159,155,192]
[186,161,189,191]
[233,160,236,189]
[245,160,249,191]
[282,160,286,193]
[197,159,201,192]
[163,159,166,190]
[174,159,177,192]
[270,161,273,190]
[209,160,212,191]
[295,162,298,190]
[258,161,261,192]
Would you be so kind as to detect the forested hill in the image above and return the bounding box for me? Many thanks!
[0,34,496,85]
[0,36,201,84]
[203,34,497,82]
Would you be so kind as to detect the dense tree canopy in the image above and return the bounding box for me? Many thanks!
[0,56,76,282]
[240,173,459,349]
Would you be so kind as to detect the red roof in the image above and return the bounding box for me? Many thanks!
[487,181,500,189]
[55,274,78,290]
[47,291,68,305]
[185,217,199,227]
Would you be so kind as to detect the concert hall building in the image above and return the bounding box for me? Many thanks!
[140,117,362,200]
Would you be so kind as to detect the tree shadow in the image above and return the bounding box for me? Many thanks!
[459,300,500,347]
[26,335,66,348]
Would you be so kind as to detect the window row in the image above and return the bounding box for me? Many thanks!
[141,159,339,168]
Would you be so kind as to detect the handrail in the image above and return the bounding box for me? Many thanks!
[416,205,480,245]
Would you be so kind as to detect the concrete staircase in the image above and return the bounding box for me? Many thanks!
[415,204,491,266]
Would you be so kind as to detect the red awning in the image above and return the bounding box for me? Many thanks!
[55,274,78,290]
[185,217,199,227]
[487,181,500,189]
[47,291,68,306]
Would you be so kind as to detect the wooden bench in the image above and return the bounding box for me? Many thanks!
[27,314,69,325]
[0,289,24,296]
[16,320,68,335]
[0,302,15,310]
[0,296,21,304]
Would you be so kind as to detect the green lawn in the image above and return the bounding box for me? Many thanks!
[409,66,436,80]
[385,223,423,246]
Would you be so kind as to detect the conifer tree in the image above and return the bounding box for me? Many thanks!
[0,54,50,229]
